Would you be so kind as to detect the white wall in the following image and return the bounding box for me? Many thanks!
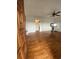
[26,17,61,33]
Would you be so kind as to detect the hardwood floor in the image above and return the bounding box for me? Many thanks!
[27,31,61,59]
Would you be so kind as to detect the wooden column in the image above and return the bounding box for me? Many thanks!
[17,0,27,59]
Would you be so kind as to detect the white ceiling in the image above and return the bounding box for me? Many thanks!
[24,0,61,22]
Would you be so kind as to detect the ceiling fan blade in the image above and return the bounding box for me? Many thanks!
[56,11,61,14]
[57,11,61,13]
[56,15,60,16]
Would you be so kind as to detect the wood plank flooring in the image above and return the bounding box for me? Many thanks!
[27,31,61,59]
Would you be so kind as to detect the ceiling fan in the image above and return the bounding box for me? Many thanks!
[48,10,61,17]
[52,10,61,17]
